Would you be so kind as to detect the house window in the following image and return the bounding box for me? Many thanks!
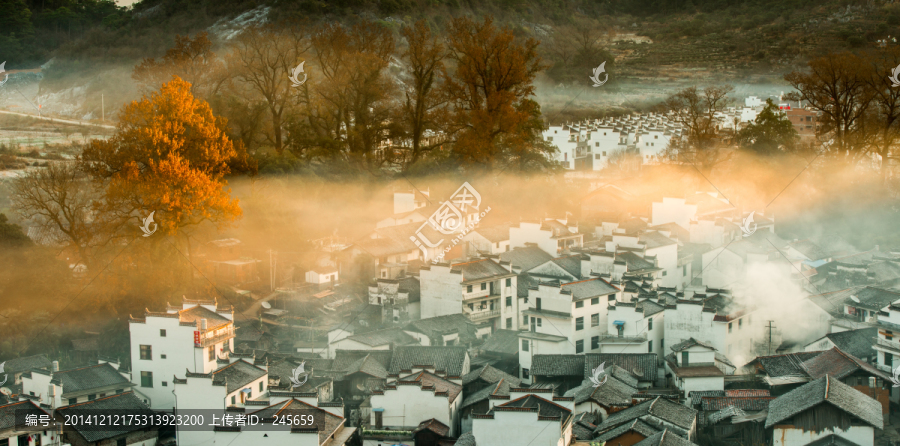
[602,151,607,156]
[595,142,599,147]
[887,353,894,368]
[162,381,167,387]
[536,298,541,310]
[231,396,236,405]
[506,318,512,329]
[683,265,687,275]
[524,314,529,324]
[591,336,599,350]
[506,296,512,306]
[259,382,264,392]
[522,368,530,379]
[682,352,690,366]
[140,345,152,360]
[576,340,584,353]
[161,354,166,359]
[506,278,512,287]
[160,329,166,337]
[481,283,487,291]
[576,300,584,308]
[68,398,77,405]
[662,271,667,276]
[649,340,653,353]
[537,318,542,327]
[609,294,616,301]
[591,314,599,327]
[576,317,584,331]
[739,319,743,329]
[141,371,153,388]
[115,389,124,394]
[381,271,387,278]
[208,345,216,361]
[467,285,473,293]
[648,318,653,330]
[117,439,126,446]
[728,322,732,333]
[522,340,529,352]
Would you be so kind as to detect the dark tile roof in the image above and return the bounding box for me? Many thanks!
[399,276,421,303]
[564,374,637,407]
[177,305,232,329]
[404,314,477,339]
[689,390,724,407]
[461,378,513,409]
[597,397,697,432]
[632,429,700,446]
[765,375,883,429]
[3,354,51,374]
[455,431,476,446]
[500,246,554,272]
[453,259,513,282]
[388,346,468,377]
[54,363,133,394]
[398,371,463,403]
[461,365,521,387]
[585,353,658,382]
[848,287,900,311]
[473,224,512,243]
[595,418,660,442]
[479,329,520,356]
[344,354,390,379]
[805,434,863,446]
[701,396,775,411]
[618,251,660,272]
[640,231,677,249]
[333,350,392,372]
[669,337,716,353]
[814,328,877,360]
[414,418,450,437]
[552,255,584,278]
[56,392,155,442]
[531,355,585,377]
[746,351,825,377]
[491,394,572,419]
[561,277,620,300]
[0,400,48,430]
[211,360,268,393]
[801,347,890,381]
[344,327,419,347]
[248,398,344,444]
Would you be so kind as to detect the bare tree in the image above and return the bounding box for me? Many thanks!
[664,85,734,174]
[861,47,900,181]
[229,25,311,155]
[784,52,874,161]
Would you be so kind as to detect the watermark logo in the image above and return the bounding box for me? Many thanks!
[590,62,608,87]
[889,64,900,88]
[890,365,900,387]
[0,362,7,387]
[409,182,492,263]
[589,362,607,387]
[140,211,158,237]
[290,361,309,388]
[0,62,8,88]
[289,61,307,87]
[740,211,758,237]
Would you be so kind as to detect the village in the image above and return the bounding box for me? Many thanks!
[2,106,898,446]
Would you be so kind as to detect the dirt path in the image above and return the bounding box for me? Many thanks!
[0,109,115,129]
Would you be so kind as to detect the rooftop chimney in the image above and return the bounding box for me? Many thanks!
[51,361,59,372]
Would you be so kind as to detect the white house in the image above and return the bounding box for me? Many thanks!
[606,300,665,358]
[419,258,517,330]
[462,223,512,255]
[765,375,883,446]
[21,361,133,408]
[663,300,728,355]
[306,268,338,284]
[129,297,235,410]
[518,277,620,383]
[664,338,725,397]
[370,370,463,436]
[509,219,583,257]
[0,400,69,446]
[470,389,574,446]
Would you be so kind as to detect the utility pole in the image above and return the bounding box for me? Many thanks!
[767,321,776,355]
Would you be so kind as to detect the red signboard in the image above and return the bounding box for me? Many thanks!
[194,331,201,346]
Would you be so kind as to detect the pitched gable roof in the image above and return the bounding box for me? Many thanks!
[531,355,585,377]
[0,400,48,430]
[53,363,133,394]
[585,353,659,382]
[500,246,554,272]
[597,397,697,432]
[811,328,877,360]
[633,429,701,446]
[248,398,345,444]
[388,346,468,377]
[801,347,890,381]
[595,418,660,442]
[397,371,463,403]
[765,375,883,429]
[461,365,522,387]
[343,327,419,347]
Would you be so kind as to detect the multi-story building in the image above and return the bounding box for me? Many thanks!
[509,219,584,257]
[517,276,620,383]
[129,297,235,410]
[419,258,518,330]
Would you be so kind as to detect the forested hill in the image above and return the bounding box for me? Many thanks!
[2,0,897,74]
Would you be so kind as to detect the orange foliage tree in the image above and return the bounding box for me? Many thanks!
[81,76,246,238]
[443,16,547,168]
